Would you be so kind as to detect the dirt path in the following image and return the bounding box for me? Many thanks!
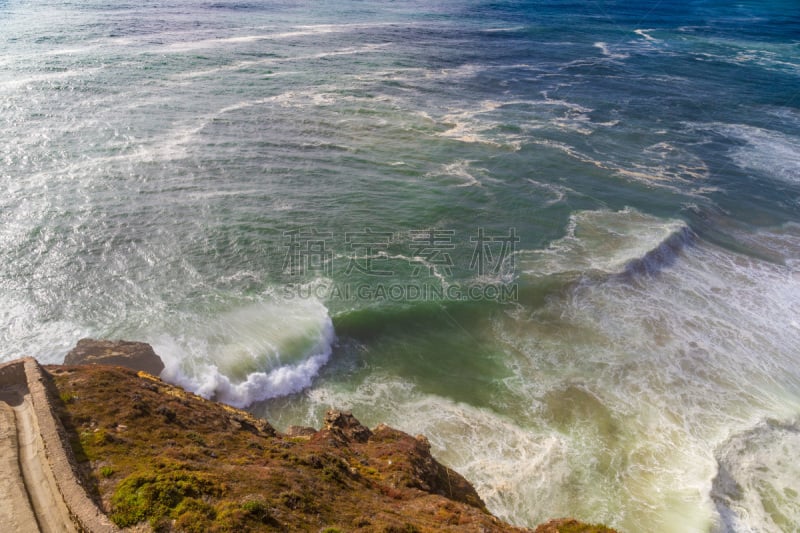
[0,386,77,533]
[0,391,39,532]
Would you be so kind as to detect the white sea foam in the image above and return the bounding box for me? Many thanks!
[149,90,317,160]
[282,375,575,528]
[162,24,356,52]
[438,98,600,148]
[0,67,105,91]
[481,26,525,33]
[518,208,689,277]
[0,297,89,364]
[705,123,800,185]
[499,212,800,531]
[594,42,630,60]
[634,29,658,42]
[427,160,486,187]
[153,298,335,408]
[531,139,711,193]
[683,36,799,74]
[525,178,571,206]
[433,63,483,80]
[175,43,391,79]
[713,418,800,532]
[438,100,510,147]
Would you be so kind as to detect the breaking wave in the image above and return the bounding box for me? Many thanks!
[153,298,335,408]
[517,208,693,279]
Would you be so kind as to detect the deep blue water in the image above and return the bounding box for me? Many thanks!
[2,1,800,530]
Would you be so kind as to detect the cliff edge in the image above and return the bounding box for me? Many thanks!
[2,338,616,532]
[48,363,523,532]
[64,339,165,376]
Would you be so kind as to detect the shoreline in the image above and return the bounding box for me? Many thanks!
[1,339,618,532]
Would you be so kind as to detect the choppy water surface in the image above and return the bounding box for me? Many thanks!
[2,1,799,531]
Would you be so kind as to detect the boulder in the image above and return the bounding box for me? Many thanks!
[534,518,619,533]
[64,339,165,376]
[285,425,317,438]
[324,409,373,443]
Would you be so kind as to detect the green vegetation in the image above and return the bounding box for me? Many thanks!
[48,364,617,532]
[59,391,77,404]
[110,469,221,527]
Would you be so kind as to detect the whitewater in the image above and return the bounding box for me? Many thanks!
[2,0,799,531]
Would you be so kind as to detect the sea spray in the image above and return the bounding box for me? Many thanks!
[154,298,335,408]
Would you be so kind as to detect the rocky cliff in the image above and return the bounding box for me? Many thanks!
[64,339,165,376]
[42,339,617,532]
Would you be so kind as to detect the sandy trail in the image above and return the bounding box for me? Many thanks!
[0,391,39,532]
[0,386,77,533]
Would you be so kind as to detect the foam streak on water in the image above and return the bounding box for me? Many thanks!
[2,1,800,531]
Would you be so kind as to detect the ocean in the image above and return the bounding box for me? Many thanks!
[2,0,799,531]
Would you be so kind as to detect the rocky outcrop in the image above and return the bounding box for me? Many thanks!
[285,425,317,438]
[323,409,373,442]
[320,410,487,511]
[64,339,164,376]
[534,518,619,532]
[38,339,619,532]
[48,365,529,531]
[1,339,620,532]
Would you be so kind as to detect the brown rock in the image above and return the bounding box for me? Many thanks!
[324,409,373,443]
[534,518,619,533]
[367,422,488,511]
[286,425,317,437]
[64,339,165,376]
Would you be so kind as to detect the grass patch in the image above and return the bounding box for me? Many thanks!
[59,391,77,404]
[110,470,222,527]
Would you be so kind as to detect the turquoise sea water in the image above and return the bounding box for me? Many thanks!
[2,1,800,530]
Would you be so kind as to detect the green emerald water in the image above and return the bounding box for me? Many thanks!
[2,1,800,531]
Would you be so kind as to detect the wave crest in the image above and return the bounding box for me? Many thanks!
[518,208,692,279]
[154,298,335,408]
